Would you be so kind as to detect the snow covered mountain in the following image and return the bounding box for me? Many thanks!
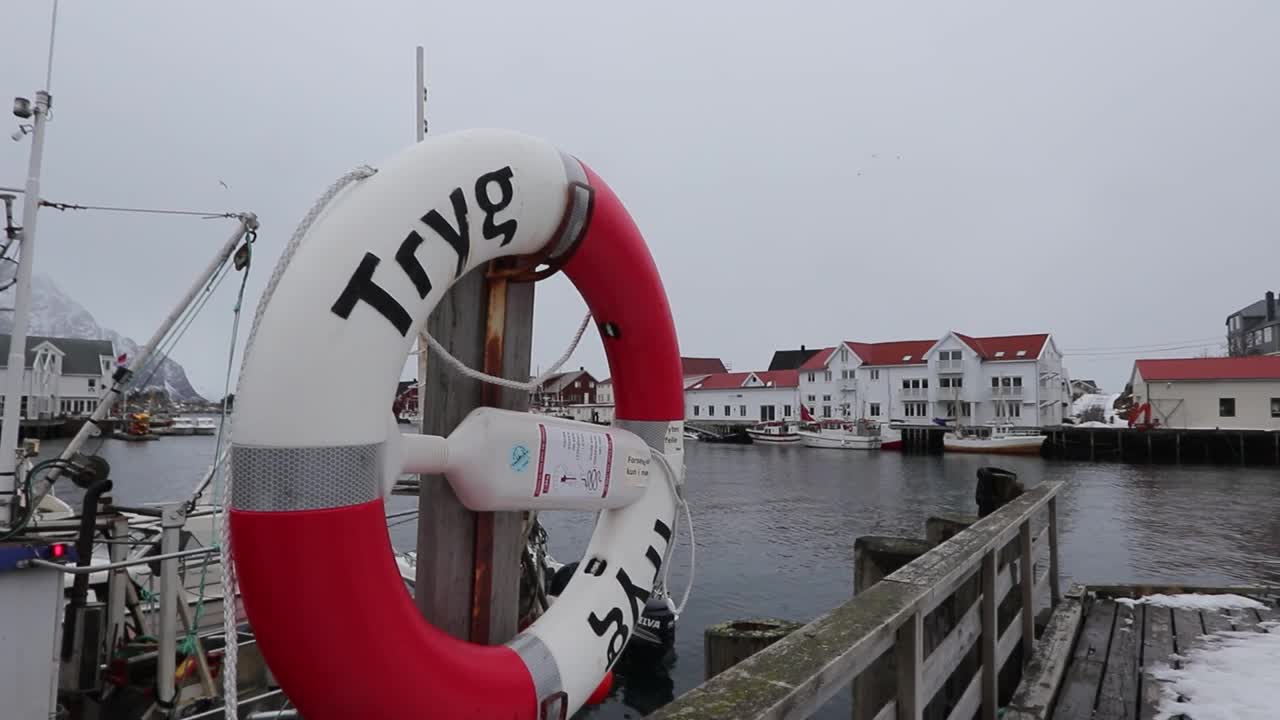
[0,274,207,403]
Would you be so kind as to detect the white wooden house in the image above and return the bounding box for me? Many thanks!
[684,370,799,424]
[0,335,117,419]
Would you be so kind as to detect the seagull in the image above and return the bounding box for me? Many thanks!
[218,180,229,190]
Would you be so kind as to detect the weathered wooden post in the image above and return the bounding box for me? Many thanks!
[704,618,803,680]
[852,536,932,720]
[415,265,533,644]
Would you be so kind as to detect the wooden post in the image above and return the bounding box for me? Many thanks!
[1175,432,1181,464]
[853,536,932,720]
[704,618,802,680]
[1018,520,1035,660]
[415,268,533,644]
[895,610,922,720]
[1117,429,1123,460]
[1048,496,1060,605]
[980,549,998,720]
[1089,430,1095,462]
[1146,433,1152,462]
[1240,432,1246,466]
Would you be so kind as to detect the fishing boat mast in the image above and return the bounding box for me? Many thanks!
[0,0,59,529]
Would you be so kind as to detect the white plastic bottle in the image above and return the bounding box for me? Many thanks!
[398,407,653,511]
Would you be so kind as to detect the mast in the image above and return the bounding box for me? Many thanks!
[0,1,58,528]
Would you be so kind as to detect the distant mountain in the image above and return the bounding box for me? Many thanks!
[0,274,207,403]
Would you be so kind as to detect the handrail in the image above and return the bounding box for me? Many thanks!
[649,481,1062,720]
[24,546,216,574]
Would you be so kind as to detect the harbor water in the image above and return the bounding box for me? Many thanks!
[43,433,1280,719]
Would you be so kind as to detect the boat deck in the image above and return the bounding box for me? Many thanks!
[1044,587,1278,719]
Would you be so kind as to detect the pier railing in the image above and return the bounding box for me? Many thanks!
[649,481,1062,720]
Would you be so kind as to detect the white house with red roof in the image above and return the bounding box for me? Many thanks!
[795,332,1070,427]
[685,370,799,424]
[1129,356,1280,430]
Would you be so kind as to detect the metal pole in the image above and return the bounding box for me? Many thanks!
[416,46,426,143]
[0,88,52,528]
[29,216,257,501]
[156,503,185,710]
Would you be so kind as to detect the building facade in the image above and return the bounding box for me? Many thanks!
[0,335,117,419]
[1129,356,1280,430]
[685,370,799,424]
[796,332,1070,427]
[1226,291,1280,356]
[531,368,598,410]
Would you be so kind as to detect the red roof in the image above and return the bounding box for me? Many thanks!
[953,333,1048,361]
[848,340,936,366]
[681,357,727,375]
[1134,356,1280,382]
[687,370,799,390]
[799,347,836,370]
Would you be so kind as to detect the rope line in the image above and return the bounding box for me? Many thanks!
[219,165,377,714]
[419,311,593,393]
[39,200,246,220]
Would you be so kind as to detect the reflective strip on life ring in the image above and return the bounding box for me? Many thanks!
[229,129,684,720]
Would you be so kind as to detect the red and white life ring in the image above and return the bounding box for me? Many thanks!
[230,129,685,719]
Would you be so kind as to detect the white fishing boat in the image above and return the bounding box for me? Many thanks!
[169,417,196,435]
[798,419,882,450]
[943,424,1045,455]
[879,423,903,451]
[746,420,801,444]
[193,417,217,435]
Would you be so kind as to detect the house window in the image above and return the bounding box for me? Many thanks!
[921,379,928,389]
[761,405,776,421]
[724,405,731,416]
[870,369,880,380]
[903,379,911,389]
[991,377,1000,388]
[1219,398,1235,417]
[784,405,792,417]
[693,406,700,416]
[869,402,880,416]
[708,406,715,417]
[740,405,747,416]
[807,373,815,382]
[807,394,816,402]
[1012,377,1022,387]
[822,405,831,417]
[943,402,956,417]
[822,394,831,401]
[88,379,96,390]
[824,371,832,382]
[961,402,972,417]
[1008,402,1021,418]
[1267,327,1275,343]
[1271,398,1280,418]
[839,347,849,363]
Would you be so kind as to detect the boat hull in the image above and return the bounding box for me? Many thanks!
[798,431,881,450]
[943,436,1045,455]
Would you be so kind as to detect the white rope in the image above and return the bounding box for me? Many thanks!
[219,164,377,714]
[652,449,695,616]
[418,311,593,393]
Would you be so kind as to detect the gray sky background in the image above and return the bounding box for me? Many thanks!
[3,1,1277,398]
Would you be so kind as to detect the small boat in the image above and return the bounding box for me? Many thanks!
[798,419,882,450]
[193,417,218,436]
[169,417,197,435]
[943,424,1045,455]
[745,420,801,444]
[880,423,903,451]
[682,430,700,442]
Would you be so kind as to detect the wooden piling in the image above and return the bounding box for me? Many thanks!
[704,619,803,680]
[852,536,932,720]
[415,266,533,644]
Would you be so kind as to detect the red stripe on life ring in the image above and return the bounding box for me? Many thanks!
[230,500,538,720]
[562,162,684,423]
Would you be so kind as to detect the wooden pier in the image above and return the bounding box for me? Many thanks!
[649,481,1063,719]
[1042,426,1280,466]
[1006,585,1279,719]
[899,425,946,455]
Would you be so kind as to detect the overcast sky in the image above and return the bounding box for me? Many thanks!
[3,1,1278,398]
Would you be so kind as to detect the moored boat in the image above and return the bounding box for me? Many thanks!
[746,420,801,444]
[170,417,196,435]
[880,423,903,451]
[192,417,217,435]
[798,419,882,450]
[943,424,1045,455]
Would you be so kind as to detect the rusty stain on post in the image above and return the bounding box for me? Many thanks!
[470,262,509,644]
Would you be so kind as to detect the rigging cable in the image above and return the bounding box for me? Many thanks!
[39,200,245,221]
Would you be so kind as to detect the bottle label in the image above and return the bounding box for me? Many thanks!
[533,423,614,499]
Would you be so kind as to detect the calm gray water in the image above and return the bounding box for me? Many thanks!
[42,435,1280,718]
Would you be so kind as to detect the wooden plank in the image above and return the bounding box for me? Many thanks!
[1095,602,1138,720]
[872,700,896,720]
[946,670,982,720]
[1007,584,1087,720]
[1139,605,1176,720]
[1053,599,1117,719]
[1241,605,1279,633]
[981,550,998,720]
[415,270,486,640]
[1170,608,1204,659]
[999,609,1023,665]
[895,610,922,720]
[921,598,981,702]
[1020,521,1036,659]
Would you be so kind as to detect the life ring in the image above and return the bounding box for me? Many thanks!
[229,129,685,719]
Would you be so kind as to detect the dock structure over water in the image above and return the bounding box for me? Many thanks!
[1042,426,1280,466]
[650,481,1063,719]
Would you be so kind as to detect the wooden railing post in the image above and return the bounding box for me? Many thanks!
[895,610,922,720]
[981,549,998,720]
[1019,520,1035,660]
[1048,496,1061,605]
